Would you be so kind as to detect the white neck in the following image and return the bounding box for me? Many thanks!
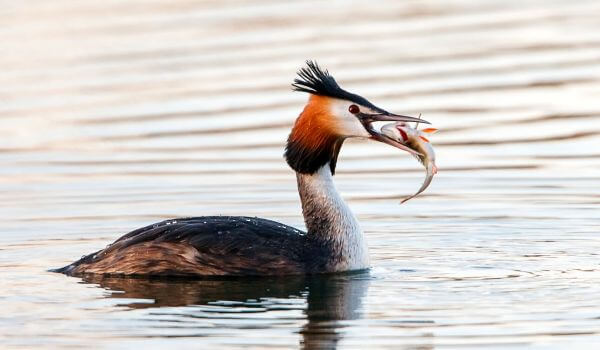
[296,164,370,272]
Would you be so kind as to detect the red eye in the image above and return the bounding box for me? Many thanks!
[348,104,359,114]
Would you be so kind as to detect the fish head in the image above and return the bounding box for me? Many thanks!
[381,122,438,166]
[381,122,411,144]
[381,122,429,143]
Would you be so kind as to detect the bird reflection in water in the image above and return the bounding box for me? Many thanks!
[81,272,370,349]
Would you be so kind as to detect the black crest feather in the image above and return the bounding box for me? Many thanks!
[292,61,340,96]
[292,60,384,112]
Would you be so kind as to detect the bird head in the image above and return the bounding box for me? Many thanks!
[285,61,429,175]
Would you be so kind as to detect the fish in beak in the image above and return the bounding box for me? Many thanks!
[358,111,430,156]
[381,122,439,203]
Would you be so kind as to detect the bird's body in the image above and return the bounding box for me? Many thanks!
[54,61,428,277]
[55,216,328,276]
[56,164,369,276]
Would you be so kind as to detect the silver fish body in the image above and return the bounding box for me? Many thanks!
[381,122,438,203]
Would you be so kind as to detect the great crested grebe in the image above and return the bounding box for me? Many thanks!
[54,61,428,277]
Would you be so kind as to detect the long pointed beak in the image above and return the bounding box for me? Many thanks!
[362,112,430,124]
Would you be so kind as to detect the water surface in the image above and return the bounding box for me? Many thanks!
[2,0,600,348]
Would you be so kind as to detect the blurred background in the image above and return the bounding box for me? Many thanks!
[2,0,600,349]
